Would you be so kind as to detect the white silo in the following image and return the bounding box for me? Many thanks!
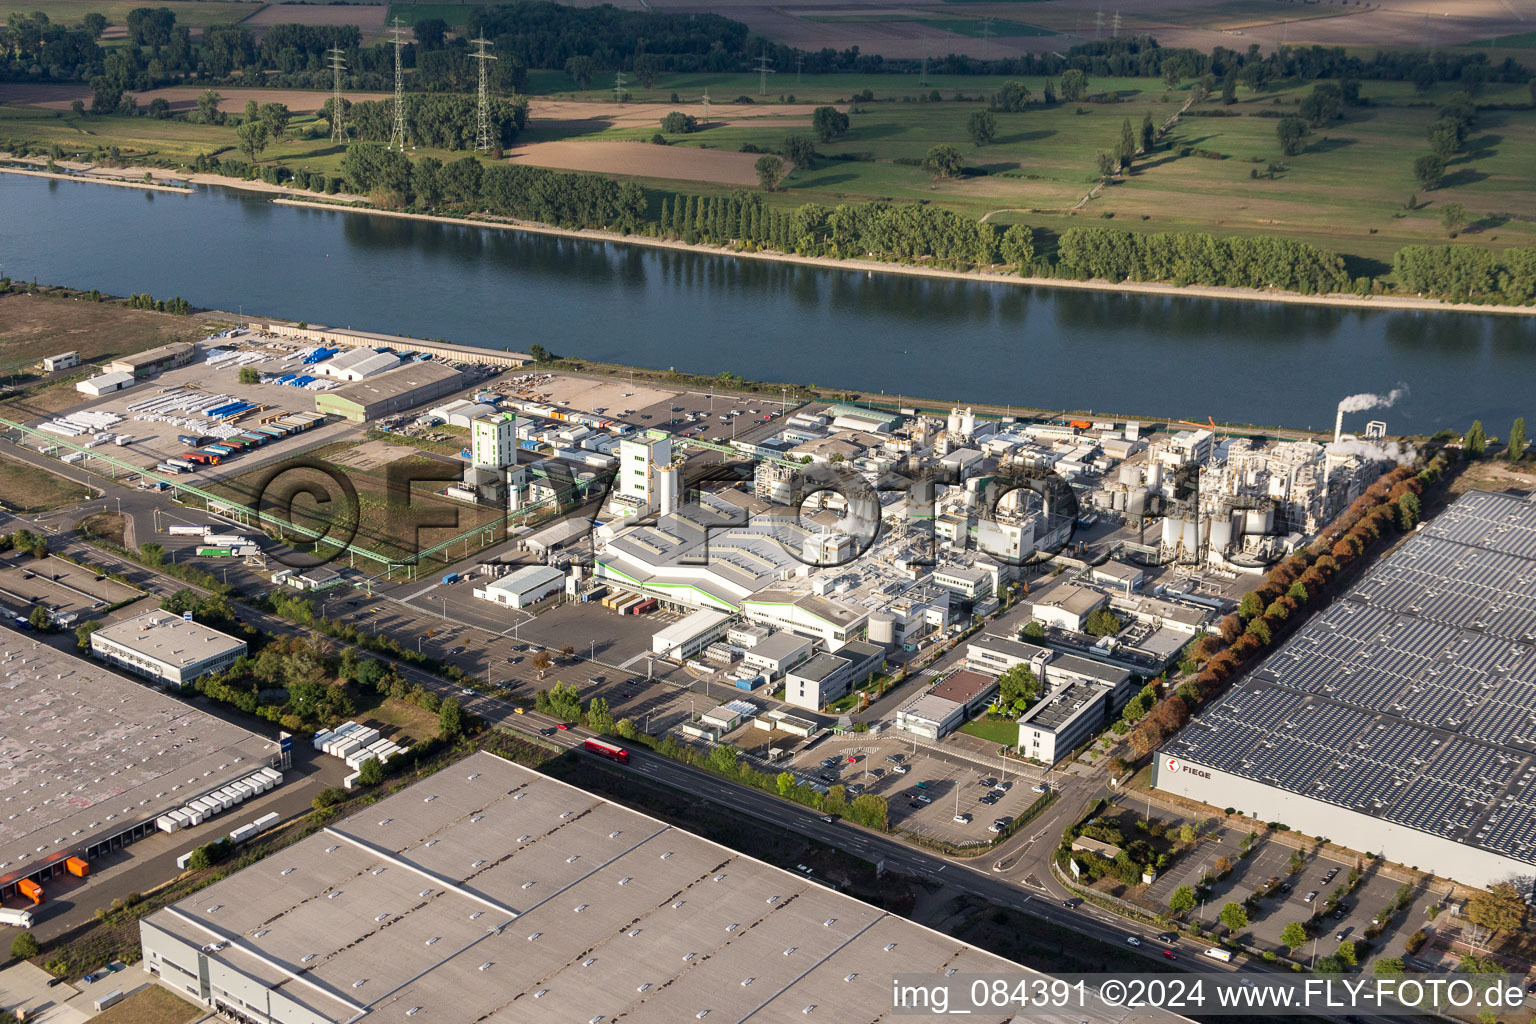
[868,611,897,646]
[658,465,680,516]
[1209,514,1235,555]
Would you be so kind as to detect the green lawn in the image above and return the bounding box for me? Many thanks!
[1471,31,1536,49]
[386,3,484,31]
[958,715,1018,746]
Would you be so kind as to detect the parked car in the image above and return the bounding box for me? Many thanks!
[893,764,911,774]
[911,793,932,804]
[885,754,904,764]
[953,813,972,824]
[1335,928,1351,941]
[1304,891,1319,903]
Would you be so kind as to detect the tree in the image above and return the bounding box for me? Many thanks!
[1315,954,1344,974]
[1022,620,1045,638]
[1170,885,1198,913]
[412,17,447,49]
[140,542,165,566]
[921,144,963,179]
[990,80,1031,112]
[1337,940,1358,967]
[82,11,107,39]
[1059,69,1087,102]
[1084,607,1122,637]
[1219,901,1249,933]
[1440,203,1467,237]
[967,110,997,146]
[997,663,1038,713]
[708,743,739,775]
[783,134,816,170]
[196,89,223,125]
[1282,921,1309,951]
[585,696,613,734]
[660,111,698,133]
[776,771,796,798]
[1140,113,1155,153]
[564,55,597,90]
[1245,618,1272,645]
[1466,882,1526,933]
[28,606,50,631]
[238,366,259,384]
[10,930,40,959]
[186,845,214,870]
[75,619,102,650]
[755,154,786,192]
[1178,824,1197,843]
[235,119,269,162]
[811,106,850,143]
[439,696,464,739]
[633,53,663,88]
[1373,956,1406,976]
[258,102,291,143]
[1118,118,1136,169]
[1277,116,1309,156]
[313,787,346,809]
[358,756,385,786]
[1096,151,1116,180]
[1214,855,1233,877]
[531,650,553,677]
[1509,417,1526,461]
[1238,591,1264,619]
[1415,153,1446,190]
[1464,420,1487,459]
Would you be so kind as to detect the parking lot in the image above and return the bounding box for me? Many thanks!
[1132,796,1446,961]
[0,553,141,621]
[777,731,1050,844]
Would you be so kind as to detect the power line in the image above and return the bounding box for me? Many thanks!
[754,46,775,97]
[469,35,496,153]
[389,17,406,151]
[1112,9,1122,38]
[328,47,347,144]
[699,88,711,123]
[613,69,627,103]
[795,53,804,85]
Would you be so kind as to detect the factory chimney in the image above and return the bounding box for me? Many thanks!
[1334,406,1345,445]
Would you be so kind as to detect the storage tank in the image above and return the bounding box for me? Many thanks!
[1146,461,1164,490]
[868,611,896,646]
[1118,464,1139,487]
[1127,486,1150,518]
[1243,506,1274,536]
[1160,516,1181,549]
[1182,518,1201,552]
[1209,515,1235,554]
[1111,490,1126,511]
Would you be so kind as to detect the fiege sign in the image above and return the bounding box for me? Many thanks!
[1165,757,1211,780]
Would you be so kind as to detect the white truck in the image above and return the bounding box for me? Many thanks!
[0,907,35,928]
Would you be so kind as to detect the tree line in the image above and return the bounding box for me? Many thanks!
[344,93,528,150]
[1056,226,1352,295]
[1393,244,1536,303]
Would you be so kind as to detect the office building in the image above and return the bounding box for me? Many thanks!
[90,611,248,686]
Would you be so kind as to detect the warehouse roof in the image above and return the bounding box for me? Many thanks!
[141,751,1072,1024]
[930,669,999,705]
[1163,490,1536,867]
[109,341,193,371]
[0,636,274,887]
[326,361,464,407]
[488,564,564,596]
[788,651,851,683]
[91,611,247,668]
[78,370,136,391]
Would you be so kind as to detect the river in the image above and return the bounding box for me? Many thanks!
[2,174,1531,434]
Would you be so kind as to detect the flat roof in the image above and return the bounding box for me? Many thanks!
[930,669,999,705]
[1033,582,1107,617]
[789,652,851,683]
[0,635,274,887]
[898,693,964,725]
[81,370,136,389]
[1017,682,1106,732]
[111,341,193,368]
[326,361,464,407]
[651,609,731,646]
[742,631,813,662]
[490,564,564,594]
[92,611,247,668]
[141,751,1068,1024]
[1162,490,1536,867]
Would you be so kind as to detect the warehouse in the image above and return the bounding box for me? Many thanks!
[136,751,1097,1024]
[76,370,138,396]
[313,347,401,382]
[314,362,465,422]
[42,351,80,372]
[108,341,194,376]
[0,636,277,903]
[473,564,566,609]
[90,611,247,686]
[1157,490,1536,890]
[650,608,731,658]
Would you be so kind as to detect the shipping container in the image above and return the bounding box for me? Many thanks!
[631,598,658,615]
[196,547,234,557]
[167,525,205,536]
[65,856,89,877]
[229,824,257,843]
[252,812,280,830]
[442,572,461,585]
[178,434,210,447]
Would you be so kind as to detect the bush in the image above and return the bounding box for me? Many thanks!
[313,787,347,810]
[11,932,40,960]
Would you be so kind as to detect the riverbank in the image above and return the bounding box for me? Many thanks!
[270,198,1536,318]
[0,164,193,193]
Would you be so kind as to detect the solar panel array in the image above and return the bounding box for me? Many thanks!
[1166,490,1536,866]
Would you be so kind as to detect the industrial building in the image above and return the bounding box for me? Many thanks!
[41,351,79,372]
[136,751,1069,1024]
[471,412,517,469]
[312,347,401,382]
[739,631,815,681]
[108,341,194,377]
[782,641,884,711]
[314,362,466,423]
[650,609,732,659]
[473,565,566,610]
[1157,490,1536,889]
[90,611,248,686]
[76,370,137,396]
[0,636,277,903]
[894,669,999,740]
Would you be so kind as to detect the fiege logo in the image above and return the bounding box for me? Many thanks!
[1165,757,1210,780]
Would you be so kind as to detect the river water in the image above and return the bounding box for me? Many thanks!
[3,174,1531,433]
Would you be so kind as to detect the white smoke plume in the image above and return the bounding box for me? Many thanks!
[1337,386,1408,415]
[1327,437,1417,466]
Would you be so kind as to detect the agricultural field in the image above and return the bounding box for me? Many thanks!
[0,0,261,33]
[0,290,202,386]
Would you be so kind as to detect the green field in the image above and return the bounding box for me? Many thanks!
[957,715,1018,746]
[5,71,1535,275]
[1,0,261,29]
[386,3,482,31]
[1473,31,1536,49]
